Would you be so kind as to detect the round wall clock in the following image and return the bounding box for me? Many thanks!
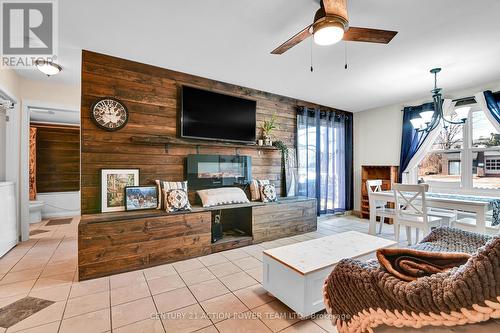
[90,97,129,131]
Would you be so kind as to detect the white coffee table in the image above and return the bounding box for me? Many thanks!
[262,231,397,317]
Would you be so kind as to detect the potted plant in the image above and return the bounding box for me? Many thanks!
[261,113,278,146]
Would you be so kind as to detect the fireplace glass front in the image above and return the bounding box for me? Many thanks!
[186,154,252,190]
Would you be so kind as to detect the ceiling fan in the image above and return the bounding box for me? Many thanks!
[271,0,398,55]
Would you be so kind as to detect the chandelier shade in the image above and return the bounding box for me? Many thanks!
[410,68,468,133]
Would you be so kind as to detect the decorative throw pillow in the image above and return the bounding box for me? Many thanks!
[250,179,269,201]
[260,183,277,203]
[155,180,188,209]
[197,187,249,207]
[164,188,192,213]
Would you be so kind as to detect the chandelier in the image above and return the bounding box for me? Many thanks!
[410,68,470,133]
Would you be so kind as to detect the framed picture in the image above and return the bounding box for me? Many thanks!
[101,169,139,212]
[125,186,158,211]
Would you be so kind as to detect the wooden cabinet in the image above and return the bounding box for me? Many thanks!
[78,197,317,280]
[252,198,317,243]
[78,210,212,280]
[360,166,398,219]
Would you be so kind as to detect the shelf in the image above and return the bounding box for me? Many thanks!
[130,135,278,150]
[211,234,253,253]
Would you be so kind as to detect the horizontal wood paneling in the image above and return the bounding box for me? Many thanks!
[34,124,80,193]
[78,211,212,280]
[252,199,317,242]
[81,50,346,214]
[78,198,316,280]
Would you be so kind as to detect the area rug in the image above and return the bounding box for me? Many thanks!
[0,297,54,328]
[45,218,73,226]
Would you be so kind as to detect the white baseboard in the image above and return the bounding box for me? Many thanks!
[42,210,80,219]
[37,191,80,219]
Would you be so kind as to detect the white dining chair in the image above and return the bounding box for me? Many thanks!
[366,180,395,234]
[393,183,443,245]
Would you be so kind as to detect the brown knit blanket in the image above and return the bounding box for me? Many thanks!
[323,227,500,333]
[376,248,471,281]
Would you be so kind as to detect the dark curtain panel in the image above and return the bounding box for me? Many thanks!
[344,115,354,211]
[484,90,500,124]
[297,107,352,215]
[399,103,434,182]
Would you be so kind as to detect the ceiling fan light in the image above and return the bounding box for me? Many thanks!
[419,110,434,124]
[35,59,62,76]
[313,20,345,46]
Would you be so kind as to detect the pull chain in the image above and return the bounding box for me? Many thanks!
[344,42,348,70]
[310,38,314,72]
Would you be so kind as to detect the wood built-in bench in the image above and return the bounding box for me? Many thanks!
[78,197,317,280]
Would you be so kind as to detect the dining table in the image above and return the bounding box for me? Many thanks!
[368,191,500,235]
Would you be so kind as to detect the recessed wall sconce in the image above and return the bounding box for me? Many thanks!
[35,59,62,76]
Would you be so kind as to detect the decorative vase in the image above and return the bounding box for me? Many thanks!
[264,137,271,146]
[258,139,263,146]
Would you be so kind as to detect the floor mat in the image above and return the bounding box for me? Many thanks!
[45,218,73,226]
[0,297,55,328]
[29,229,49,236]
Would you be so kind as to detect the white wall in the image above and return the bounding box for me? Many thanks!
[20,79,80,107]
[353,79,500,212]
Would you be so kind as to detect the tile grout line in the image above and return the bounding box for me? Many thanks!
[2,222,72,332]
[172,264,214,329]
[56,268,77,333]
[0,236,41,279]
[107,276,112,333]
[25,235,66,297]
[142,270,167,333]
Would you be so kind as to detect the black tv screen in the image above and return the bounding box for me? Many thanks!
[181,86,256,143]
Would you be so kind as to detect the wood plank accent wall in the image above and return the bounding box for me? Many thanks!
[33,123,80,193]
[81,50,347,214]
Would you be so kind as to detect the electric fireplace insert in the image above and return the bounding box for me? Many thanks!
[186,154,252,190]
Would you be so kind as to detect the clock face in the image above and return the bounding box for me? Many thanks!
[91,98,128,131]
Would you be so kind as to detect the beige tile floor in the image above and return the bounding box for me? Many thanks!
[0,216,498,333]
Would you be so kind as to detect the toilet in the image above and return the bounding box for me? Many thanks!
[29,200,45,224]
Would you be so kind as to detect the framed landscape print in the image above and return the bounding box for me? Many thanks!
[101,169,139,212]
[125,186,158,211]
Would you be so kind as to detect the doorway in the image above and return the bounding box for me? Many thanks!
[21,103,80,239]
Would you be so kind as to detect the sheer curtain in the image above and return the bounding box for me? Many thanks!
[297,107,352,214]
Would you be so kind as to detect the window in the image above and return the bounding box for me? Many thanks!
[417,104,500,192]
[471,110,500,189]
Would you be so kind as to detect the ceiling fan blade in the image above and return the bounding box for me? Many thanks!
[343,27,398,44]
[271,25,312,54]
[322,0,348,21]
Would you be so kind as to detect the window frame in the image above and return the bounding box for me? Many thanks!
[415,105,500,195]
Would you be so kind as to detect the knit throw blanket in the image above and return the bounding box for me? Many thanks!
[376,248,470,282]
[323,227,500,333]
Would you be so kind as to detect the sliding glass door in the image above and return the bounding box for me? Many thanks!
[297,107,352,215]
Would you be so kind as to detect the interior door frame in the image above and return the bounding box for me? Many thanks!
[20,100,79,241]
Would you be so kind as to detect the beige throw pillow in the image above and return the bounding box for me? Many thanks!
[197,187,249,207]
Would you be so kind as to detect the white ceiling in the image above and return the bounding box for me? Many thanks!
[15,0,500,112]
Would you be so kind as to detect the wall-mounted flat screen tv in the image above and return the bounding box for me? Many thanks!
[181,86,257,143]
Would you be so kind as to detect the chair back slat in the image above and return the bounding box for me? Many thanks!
[366,180,385,208]
[393,183,429,222]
